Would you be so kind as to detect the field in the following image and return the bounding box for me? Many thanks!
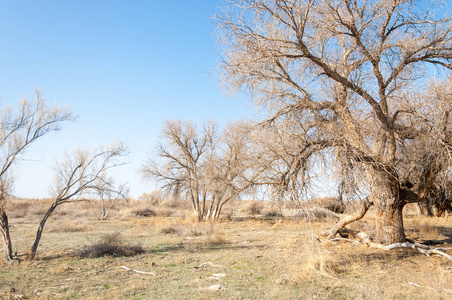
[1,198,452,299]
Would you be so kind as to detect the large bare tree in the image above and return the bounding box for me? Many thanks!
[217,0,452,244]
[0,90,74,263]
[142,120,257,221]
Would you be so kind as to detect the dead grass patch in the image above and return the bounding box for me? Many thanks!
[47,218,90,233]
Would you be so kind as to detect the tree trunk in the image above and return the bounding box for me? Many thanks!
[101,198,119,220]
[0,208,14,263]
[374,202,405,244]
[30,203,57,260]
[369,168,406,244]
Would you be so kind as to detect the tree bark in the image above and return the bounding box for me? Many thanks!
[374,202,405,244]
[30,203,57,260]
[0,207,14,263]
[369,169,406,244]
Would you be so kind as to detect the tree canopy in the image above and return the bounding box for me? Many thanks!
[217,0,452,244]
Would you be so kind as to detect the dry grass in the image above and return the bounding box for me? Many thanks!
[1,198,452,299]
[46,218,91,233]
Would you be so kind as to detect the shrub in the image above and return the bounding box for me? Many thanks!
[77,233,145,258]
[160,226,181,235]
[265,207,284,218]
[243,201,264,216]
[314,197,346,214]
[138,191,162,206]
[131,208,156,217]
[295,207,338,221]
[203,233,230,246]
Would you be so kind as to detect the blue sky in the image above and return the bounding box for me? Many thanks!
[0,1,253,198]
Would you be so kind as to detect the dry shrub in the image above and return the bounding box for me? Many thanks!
[265,207,284,218]
[158,209,176,217]
[203,232,230,246]
[160,196,181,209]
[77,233,145,258]
[8,201,31,218]
[138,190,162,206]
[124,194,189,219]
[187,228,203,237]
[131,208,156,217]
[242,201,264,216]
[310,197,347,214]
[159,220,214,238]
[160,225,181,235]
[26,203,49,217]
[295,207,338,221]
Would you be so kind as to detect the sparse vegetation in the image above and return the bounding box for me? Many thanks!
[1,199,451,299]
[1,1,452,299]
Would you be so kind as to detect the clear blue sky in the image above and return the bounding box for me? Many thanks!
[0,0,253,199]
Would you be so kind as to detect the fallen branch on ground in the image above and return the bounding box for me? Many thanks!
[120,266,156,275]
[384,243,452,259]
[326,232,452,259]
[322,198,373,239]
[327,238,361,245]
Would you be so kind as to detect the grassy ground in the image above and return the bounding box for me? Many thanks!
[1,199,452,299]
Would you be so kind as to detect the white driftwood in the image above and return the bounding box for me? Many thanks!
[384,243,452,259]
[120,266,156,275]
[331,232,452,260]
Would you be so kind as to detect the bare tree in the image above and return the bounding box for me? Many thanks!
[206,121,259,220]
[142,120,257,221]
[29,142,128,259]
[0,90,73,263]
[99,186,129,221]
[217,0,452,244]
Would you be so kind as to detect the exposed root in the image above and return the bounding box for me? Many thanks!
[322,198,373,239]
[384,243,452,259]
[327,232,452,260]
